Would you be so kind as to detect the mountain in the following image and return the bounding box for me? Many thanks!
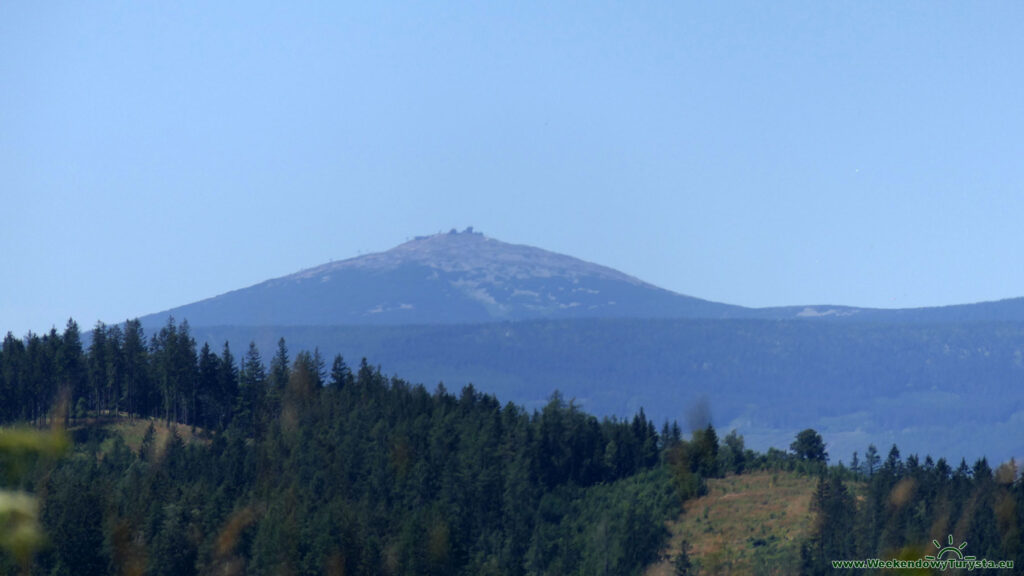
[140,228,1024,329]
[140,228,746,328]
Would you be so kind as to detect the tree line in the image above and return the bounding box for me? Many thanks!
[1,318,259,430]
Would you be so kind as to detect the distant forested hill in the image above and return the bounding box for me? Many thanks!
[185,318,1024,465]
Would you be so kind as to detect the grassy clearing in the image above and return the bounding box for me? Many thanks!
[103,418,203,452]
[646,470,818,576]
[63,416,206,456]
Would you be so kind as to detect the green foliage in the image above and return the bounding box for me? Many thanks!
[0,491,41,571]
[720,429,746,475]
[666,442,707,500]
[41,459,109,576]
[539,468,678,576]
[791,429,828,464]
[0,426,69,573]
[692,424,720,478]
[800,472,857,575]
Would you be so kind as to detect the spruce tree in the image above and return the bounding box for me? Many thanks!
[235,342,267,437]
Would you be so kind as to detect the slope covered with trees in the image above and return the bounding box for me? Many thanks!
[1,318,684,575]
[4,318,1022,575]
[801,447,1022,575]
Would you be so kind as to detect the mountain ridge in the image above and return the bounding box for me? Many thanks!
[139,229,1024,328]
[139,228,745,328]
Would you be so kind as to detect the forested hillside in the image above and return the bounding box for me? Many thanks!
[3,318,1022,575]
[1,318,682,575]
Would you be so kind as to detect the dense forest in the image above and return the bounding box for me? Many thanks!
[802,446,1022,574]
[0,318,685,575]
[1,318,1021,575]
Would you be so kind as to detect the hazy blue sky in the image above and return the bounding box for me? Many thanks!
[4,2,1024,337]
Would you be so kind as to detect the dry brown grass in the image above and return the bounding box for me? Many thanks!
[109,418,205,453]
[66,416,206,455]
[646,470,818,576]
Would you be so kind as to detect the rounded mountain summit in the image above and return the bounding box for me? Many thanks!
[144,229,743,327]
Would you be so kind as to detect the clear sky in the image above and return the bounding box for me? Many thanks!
[3,2,1024,337]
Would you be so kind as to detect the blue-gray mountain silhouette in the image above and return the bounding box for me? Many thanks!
[142,229,746,327]
[141,228,1024,328]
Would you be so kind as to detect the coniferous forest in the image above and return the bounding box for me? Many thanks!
[1,318,681,575]
[1,318,1022,575]
[801,446,1022,574]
